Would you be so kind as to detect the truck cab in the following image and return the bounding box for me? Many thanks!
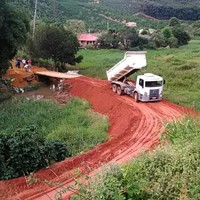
[134,73,164,102]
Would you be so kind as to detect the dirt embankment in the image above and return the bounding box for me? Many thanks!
[3,66,47,88]
[0,76,195,200]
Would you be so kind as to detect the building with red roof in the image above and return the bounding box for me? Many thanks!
[78,33,98,47]
[126,22,137,27]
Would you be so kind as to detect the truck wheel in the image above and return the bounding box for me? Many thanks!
[112,84,117,93]
[117,86,123,95]
[134,92,139,102]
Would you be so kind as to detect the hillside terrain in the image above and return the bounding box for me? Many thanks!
[11,0,200,31]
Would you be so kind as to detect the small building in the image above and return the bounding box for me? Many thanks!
[78,33,98,47]
[126,22,137,27]
[90,0,100,3]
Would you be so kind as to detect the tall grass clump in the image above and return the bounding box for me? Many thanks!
[47,98,109,156]
[71,117,200,200]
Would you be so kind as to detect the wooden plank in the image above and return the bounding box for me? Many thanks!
[35,71,81,79]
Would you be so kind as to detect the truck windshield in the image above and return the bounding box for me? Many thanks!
[145,81,162,87]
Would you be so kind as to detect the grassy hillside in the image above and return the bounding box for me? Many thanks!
[11,0,199,31]
[75,40,200,111]
[101,0,200,20]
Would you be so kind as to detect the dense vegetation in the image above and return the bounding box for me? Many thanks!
[10,0,200,33]
[95,0,200,21]
[0,126,68,180]
[29,24,83,71]
[0,0,29,74]
[142,4,200,20]
[71,117,200,199]
[97,18,190,50]
[0,97,108,179]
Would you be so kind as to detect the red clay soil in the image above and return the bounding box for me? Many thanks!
[3,66,47,88]
[0,76,196,200]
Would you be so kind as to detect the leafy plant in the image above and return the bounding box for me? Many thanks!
[29,24,82,71]
[0,125,69,180]
[0,0,29,74]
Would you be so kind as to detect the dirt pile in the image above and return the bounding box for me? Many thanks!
[3,66,47,88]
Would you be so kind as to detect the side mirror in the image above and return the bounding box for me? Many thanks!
[163,79,166,84]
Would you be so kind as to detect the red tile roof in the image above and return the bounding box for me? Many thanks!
[126,22,137,27]
[78,34,98,42]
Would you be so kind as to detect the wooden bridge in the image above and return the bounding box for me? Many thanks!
[35,71,81,79]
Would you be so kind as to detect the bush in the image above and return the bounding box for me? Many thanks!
[0,126,69,180]
[168,37,179,48]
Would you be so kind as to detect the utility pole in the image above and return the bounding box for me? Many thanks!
[52,0,57,17]
[107,21,109,31]
[33,0,38,38]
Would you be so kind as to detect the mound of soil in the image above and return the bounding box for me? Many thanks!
[0,76,195,200]
[3,66,47,88]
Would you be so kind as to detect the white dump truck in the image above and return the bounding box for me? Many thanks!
[106,51,164,102]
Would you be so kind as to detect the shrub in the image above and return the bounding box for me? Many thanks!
[0,126,69,180]
[168,37,179,48]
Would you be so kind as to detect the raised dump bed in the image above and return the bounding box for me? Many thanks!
[106,51,147,81]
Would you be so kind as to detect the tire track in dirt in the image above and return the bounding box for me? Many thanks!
[0,76,195,200]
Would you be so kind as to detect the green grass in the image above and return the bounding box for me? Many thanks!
[76,40,200,111]
[77,49,124,79]
[0,97,108,156]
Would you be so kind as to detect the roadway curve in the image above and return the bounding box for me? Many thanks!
[0,76,194,200]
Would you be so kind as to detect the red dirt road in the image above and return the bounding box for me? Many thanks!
[0,76,194,200]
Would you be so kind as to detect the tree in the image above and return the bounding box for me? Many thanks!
[192,20,200,38]
[169,17,181,27]
[160,26,179,48]
[172,27,191,46]
[169,17,191,46]
[168,37,178,48]
[30,24,82,71]
[153,31,168,48]
[162,27,173,39]
[119,28,139,50]
[0,1,29,74]
[64,19,86,35]
[98,30,121,49]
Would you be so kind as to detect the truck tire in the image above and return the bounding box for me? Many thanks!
[134,92,139,102]
[112,84,117,93]
[117,86,123,95]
